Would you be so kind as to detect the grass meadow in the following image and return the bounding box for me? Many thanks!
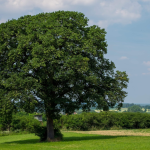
[1,130,150,150]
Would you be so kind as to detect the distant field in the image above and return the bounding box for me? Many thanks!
[94,107,150,113]
[67,128,150,136]
[1,130,150,150]
[94,108,128,112]
[120,108,128,111]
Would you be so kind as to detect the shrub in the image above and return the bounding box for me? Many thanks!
[10,114,40,132]
[34,125,47,141]
[0,124,2,131]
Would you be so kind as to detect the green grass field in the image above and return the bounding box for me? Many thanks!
[1,131,150,150]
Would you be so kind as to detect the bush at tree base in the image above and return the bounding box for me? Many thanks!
[34,125,63,142]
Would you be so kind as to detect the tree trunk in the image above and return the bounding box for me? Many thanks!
[103,105,109,111]
[47,117,54,141]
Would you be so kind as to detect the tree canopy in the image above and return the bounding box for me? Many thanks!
[0,10,129,141]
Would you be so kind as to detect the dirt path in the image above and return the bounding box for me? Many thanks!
[65,130,150,136]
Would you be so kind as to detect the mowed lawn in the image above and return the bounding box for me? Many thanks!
[1,131,150,150]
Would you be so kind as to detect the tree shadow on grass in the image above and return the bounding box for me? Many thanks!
[3,139,40,145]
[63,135,119,142]
[2,135,122,144]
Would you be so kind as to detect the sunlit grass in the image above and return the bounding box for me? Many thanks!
[1,131,150,150]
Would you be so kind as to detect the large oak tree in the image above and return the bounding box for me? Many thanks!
[0,10,129,141]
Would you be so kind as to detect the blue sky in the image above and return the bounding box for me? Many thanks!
[0,0,150,104]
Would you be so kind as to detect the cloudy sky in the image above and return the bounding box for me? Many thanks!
[0,0,150,104]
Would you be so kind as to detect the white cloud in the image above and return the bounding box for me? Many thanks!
[89,0,142,28]
[119,56,128,60]
[97,20,109,29]
[0,0,143,29]
[143,61,150,66]
[71,0,96,5]
[142,72,150,75]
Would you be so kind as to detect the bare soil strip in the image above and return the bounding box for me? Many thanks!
[65,130,150,136]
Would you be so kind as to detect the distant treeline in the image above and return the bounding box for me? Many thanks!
[122,103,150,109]
[76,104,150,112]
[122,103,135,108]
[143,105,150,109]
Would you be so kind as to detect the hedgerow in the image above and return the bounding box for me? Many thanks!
[59,112,150,130]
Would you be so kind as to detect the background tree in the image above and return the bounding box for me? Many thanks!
[127,105,144,113]
[0,10,129,141]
